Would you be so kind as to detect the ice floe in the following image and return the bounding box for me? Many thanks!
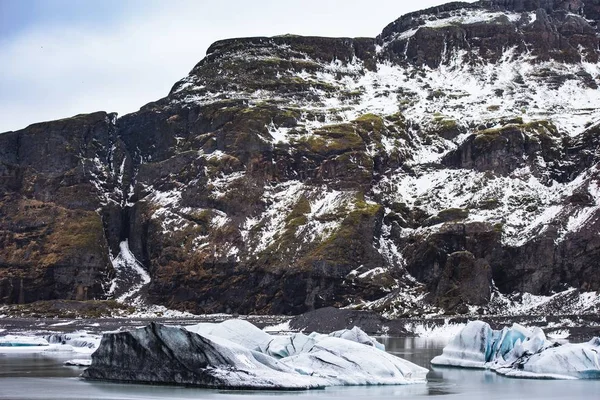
[0,331,100,356]
[431,321,600,379]
[45,331,101,355]
[64,359,92,367]
[83,319,428,389]
[0,335,52,351]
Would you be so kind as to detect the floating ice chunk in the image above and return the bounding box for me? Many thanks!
[432,321,600,380]
[496,338,600,380]
[84,321,428,389]
[65,359,92,367]
[45,331,101,354]
[328,326,386,350]
[0,335,50,347]
[431,321,494,368]
[0,331,102,355]
[0,335,67,354]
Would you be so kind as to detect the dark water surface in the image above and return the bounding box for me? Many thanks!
[0,337,598,399]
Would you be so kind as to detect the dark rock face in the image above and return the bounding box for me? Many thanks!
[379,0,600,67]
[1,0,600,316]
[288,306,407,334]
[0,113,117,304]
[435,251,492,312]
[402,222,502,287]
[497,217,600,294]
[442,121,567,178]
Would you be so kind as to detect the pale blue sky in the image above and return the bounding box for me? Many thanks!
[0,0,472,132]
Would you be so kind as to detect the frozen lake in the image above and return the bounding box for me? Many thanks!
[1,336,599,400]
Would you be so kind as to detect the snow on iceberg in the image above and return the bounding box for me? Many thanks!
[328,326,386,350]
[496,337,600,380]
[83,320,428,389]
[277,335,425,385]
[431,321,600,379]
[185,319,272,352]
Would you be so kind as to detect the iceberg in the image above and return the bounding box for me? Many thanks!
[83,321,428,389]
[45,331,101,354]
[64,359,92,367]
[496,337,600,380]
[429,320,494,368]
[0,331,101,355]
[432,321,600,379]
[0,335,51,351]
[0,335,75,353]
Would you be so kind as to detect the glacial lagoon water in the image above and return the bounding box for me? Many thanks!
[1,337,599,400]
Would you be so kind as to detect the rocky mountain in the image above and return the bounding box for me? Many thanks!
[1,0,600,317]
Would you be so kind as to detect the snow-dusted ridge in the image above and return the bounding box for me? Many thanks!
[381,9,527,49]
[352,285,600,320]
[173,37,600,140]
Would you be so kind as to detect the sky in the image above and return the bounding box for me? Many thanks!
[0,0,474,132]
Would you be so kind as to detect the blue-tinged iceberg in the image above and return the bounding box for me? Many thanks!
[0,335,51,349]
[83,320,428,389]
[495,337,600,380]
[431,321,600,379]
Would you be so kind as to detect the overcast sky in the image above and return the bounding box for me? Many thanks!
[0,0,474,132]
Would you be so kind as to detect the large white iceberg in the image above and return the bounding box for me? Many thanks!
[83,320,428,389]
[431,321,600,379]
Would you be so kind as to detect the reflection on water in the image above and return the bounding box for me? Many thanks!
[379,336,447,369]
[1,337,599,400]
[0,353,81,378]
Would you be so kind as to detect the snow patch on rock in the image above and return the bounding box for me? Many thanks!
[107,240,151,306]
